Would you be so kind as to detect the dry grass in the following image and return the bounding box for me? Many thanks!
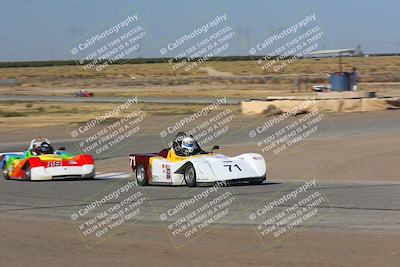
[1,56,399,80]
[0,56,399,99]
[0,101,240,132]
[0,56,399,98]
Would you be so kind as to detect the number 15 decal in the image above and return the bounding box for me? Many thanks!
[224,164,242,172]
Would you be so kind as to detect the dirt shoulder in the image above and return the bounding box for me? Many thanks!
[0,215,398,267]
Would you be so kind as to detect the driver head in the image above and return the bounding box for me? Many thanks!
[181,137,196,154]
[32,138,50,148]
[40,142,53,154]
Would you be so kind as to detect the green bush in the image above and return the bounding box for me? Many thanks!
[0,110,25,117]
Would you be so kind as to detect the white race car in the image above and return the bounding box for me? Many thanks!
[129,134,266,187]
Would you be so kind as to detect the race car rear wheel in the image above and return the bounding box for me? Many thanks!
[23,163,31,181]
[2,169,10,180]
[136,164,148,186]
[184,164,196,187]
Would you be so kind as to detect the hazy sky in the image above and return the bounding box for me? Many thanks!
[1,0,399,61]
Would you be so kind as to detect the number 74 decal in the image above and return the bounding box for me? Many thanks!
[224,164,242,172]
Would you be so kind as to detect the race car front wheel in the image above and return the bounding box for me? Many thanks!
[184,164,196,187]
[249,175,266,185]
[136,164,148,186]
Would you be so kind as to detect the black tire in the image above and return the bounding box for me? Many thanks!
[136,164,148,186]
[249,176,265,185]
[2,169,10,180]
[85,168,96,179]
[85,174,95,180]
[184,164,196,187]
[23,163,31,181]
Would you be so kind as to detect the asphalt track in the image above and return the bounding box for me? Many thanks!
[0,110,399,233]
[1,110,399,159]
[0,178,399,231]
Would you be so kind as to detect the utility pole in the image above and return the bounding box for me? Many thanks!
[237,27,252,55]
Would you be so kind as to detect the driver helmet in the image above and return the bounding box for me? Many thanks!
[39,142,54,154]
[181,136,196,154]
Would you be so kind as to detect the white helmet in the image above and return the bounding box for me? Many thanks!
[181,136,196,154]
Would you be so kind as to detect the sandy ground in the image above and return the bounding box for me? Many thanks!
[1,215,399,267]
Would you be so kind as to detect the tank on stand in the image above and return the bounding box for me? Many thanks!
[330,72,351,91]
[309,48,356,92]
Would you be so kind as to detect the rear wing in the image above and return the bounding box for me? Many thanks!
[129,149,169,171]
[0,152,24,156]
[129,153,157,170]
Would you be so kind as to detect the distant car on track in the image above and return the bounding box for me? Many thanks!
[1,138,95,181]
[129,133,267,187]
[74,89,94,97]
